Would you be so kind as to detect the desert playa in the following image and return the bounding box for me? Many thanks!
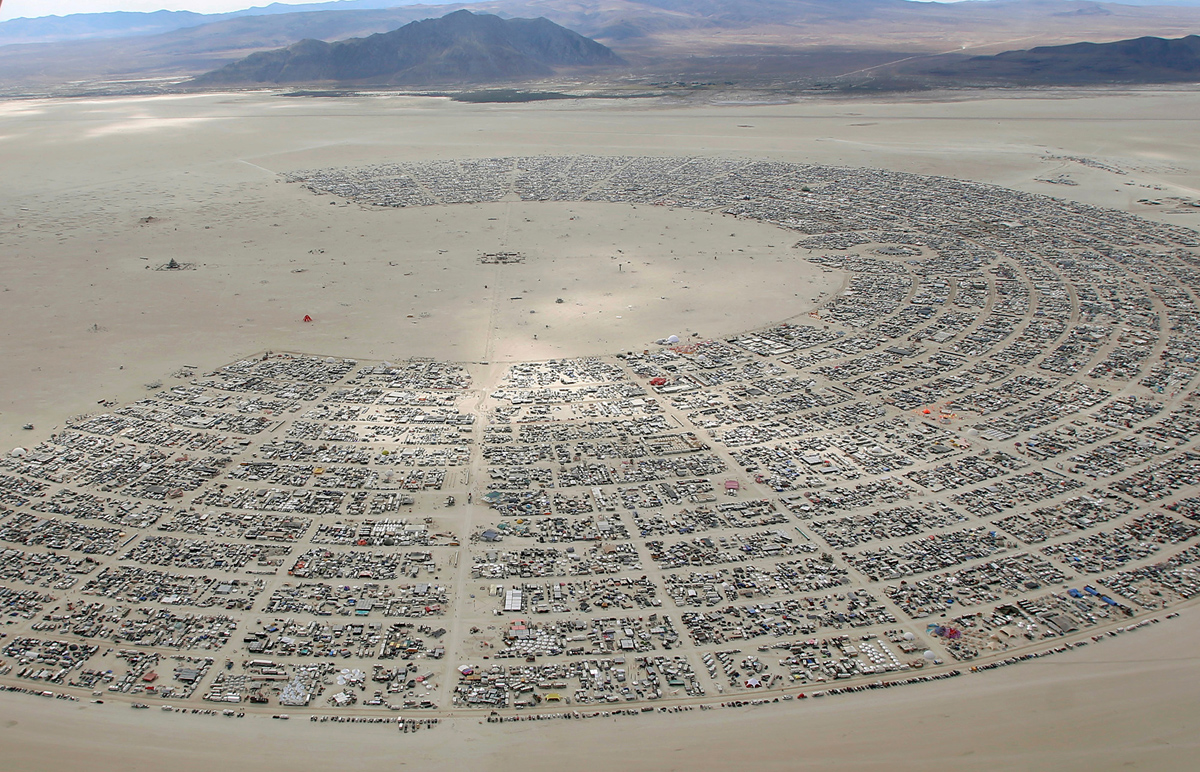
[2,608,1196,772]
[1,88,1199,771]
[2,89,1199,443]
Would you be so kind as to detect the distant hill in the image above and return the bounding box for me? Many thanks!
[0,9,214,46]
[0,2,439,46]
[926,34,1200,84]
[6,1,1200,90]
[192,10,624,85]
[0,1,918,47]
[8,1,1200,50]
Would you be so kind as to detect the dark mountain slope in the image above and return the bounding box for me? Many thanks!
[6,1,1200,90]
[927,33,1200,83]
[193,10,624,85]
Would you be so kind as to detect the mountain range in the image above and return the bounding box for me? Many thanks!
[194,10,623,85]
[3,0,1200,91]
[0,2,443,46]
[918,32,1200,84]
[6,0,1200,49]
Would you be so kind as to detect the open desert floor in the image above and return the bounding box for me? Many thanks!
[3,87,1200,444]
[3,87,1200,446]
[1,604,1195,772]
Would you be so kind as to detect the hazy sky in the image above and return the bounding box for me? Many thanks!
[0,0,975,23]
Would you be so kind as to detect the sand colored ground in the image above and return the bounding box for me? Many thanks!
[3,88,1200,449]
[1,608,1197,772]
[1,87,1200,769]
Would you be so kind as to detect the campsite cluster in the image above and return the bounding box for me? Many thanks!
[1,156,1199,721]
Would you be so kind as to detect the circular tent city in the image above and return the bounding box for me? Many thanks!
[1,156,1198,725]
